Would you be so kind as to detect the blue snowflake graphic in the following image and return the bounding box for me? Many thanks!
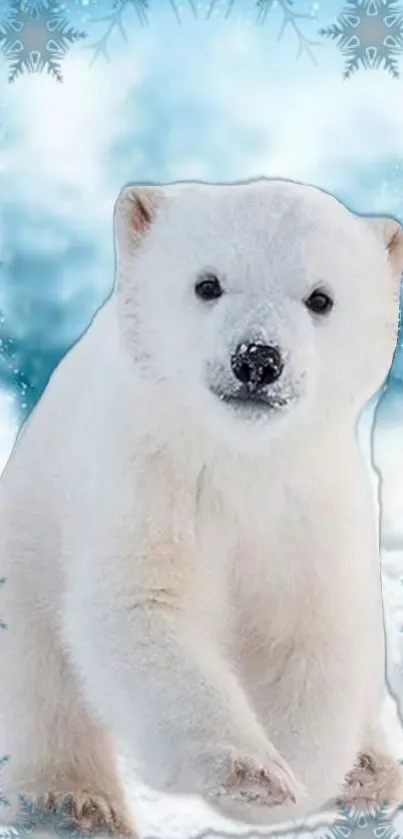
[85,0,148,64]
[320,0,403,78]
[10,796,50,834]
[0,1,87,83]
[298,803,403,839]
[86,0,320,65]
[320,803,403,839]
[4,794,92,837]
[256,0,321,62]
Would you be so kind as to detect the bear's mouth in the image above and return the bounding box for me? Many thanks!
[212,388,289,415]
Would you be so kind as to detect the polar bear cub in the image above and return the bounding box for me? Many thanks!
[0,178,402,836]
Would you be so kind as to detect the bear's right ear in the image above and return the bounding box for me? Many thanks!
[113,184,164,255]
[366,216,403,279]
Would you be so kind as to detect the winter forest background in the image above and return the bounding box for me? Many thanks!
[3,0,403,835]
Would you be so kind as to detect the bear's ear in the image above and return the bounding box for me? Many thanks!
[366,217,403,277]
[114,184,164,254]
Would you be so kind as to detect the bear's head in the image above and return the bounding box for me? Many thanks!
[113,178,403,444]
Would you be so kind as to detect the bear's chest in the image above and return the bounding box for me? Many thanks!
[191,450,381,642]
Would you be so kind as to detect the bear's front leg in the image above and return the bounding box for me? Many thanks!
[64,573,306,824]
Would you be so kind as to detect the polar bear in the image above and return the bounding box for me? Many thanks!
[0,177,402,836]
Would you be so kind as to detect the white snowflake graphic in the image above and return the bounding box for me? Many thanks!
[320,0,403,79]
[0,0,87,83]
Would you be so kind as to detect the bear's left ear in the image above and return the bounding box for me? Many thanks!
[366,217,403,278]
[114,184,164,255]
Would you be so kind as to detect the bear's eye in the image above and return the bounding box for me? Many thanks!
[305,288,334,316]
[195,274,223,301]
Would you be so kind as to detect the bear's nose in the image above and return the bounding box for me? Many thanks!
[231,342,284,389]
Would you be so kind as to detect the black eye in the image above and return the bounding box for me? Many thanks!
[195,274,223,301]
[305,289,334,315]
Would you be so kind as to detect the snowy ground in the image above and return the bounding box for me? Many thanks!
[1,400,403,838]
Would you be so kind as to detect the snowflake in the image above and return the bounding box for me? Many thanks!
[85,0,148,63]
[87,0,320,64]
[320,0,403,79]
[334,803,402,839]
[256,0,321,63]
[4,794,90,837]
[297,803,403,839]
[9,796,49,835]
[0,0,87,83]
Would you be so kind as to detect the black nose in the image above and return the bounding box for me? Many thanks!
[231,342,284,389]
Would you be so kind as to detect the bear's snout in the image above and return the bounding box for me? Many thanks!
[230,341,284,391]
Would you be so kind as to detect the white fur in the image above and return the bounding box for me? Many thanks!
[0,178,402,833]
